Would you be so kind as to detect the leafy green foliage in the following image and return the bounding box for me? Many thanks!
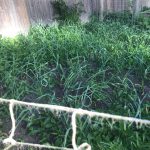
[136,15,150,29]
[142,6,150,12]
[104,11,150,29]
[51,0,82,23]
[0,17,150,149]
[104,11,133,24]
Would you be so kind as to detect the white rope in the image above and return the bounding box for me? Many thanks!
[0,98,150,150]
[72,111,78,150]
[72,111,91,150]
[3,102,16,146]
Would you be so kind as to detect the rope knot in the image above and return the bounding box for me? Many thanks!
[78,143,91,150]
[3,138,17,146]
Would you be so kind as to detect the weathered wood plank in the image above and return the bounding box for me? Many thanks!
[26,0,53,24]
[0,0,30,36]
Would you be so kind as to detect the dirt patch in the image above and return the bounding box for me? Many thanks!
[22,93,38,103]
[0,117,12,150]
[0,115,39,150]
[53,84,64,100]
[15,122,39,144]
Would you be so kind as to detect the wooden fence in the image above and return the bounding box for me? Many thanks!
[0,0,150,36]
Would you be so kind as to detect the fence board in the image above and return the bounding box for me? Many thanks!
[26,0,53,24]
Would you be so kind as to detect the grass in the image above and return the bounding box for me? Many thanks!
[0,18,150,150]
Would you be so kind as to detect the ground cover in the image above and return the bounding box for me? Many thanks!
[0,18,150,149]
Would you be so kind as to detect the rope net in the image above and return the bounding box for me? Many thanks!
[0,98,150,150]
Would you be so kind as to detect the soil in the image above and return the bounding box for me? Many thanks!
[0,114,39,150]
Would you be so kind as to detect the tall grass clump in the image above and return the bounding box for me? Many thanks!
[0,17,150,149]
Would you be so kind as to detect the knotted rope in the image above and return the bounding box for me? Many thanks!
[0,98,150,150]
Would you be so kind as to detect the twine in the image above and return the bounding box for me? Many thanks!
[0,98,150,150]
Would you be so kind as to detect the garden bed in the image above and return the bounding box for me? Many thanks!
[0,18,150,149]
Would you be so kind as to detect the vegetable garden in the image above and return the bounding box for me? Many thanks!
[0,5,150,150]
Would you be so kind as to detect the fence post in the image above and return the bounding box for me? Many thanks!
[133,0,140,16]
[99,0,104,20]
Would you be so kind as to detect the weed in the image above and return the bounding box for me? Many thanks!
[51,0,82,23]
